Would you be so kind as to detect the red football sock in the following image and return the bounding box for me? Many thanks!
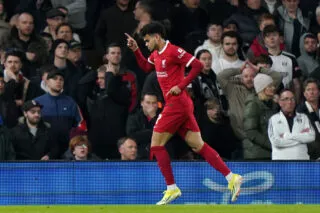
[150,146,175,185]
[198,142,231,176]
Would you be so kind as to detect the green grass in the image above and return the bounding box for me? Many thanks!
[0,205,319,213]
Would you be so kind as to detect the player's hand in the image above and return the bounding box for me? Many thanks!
[166,86,182,96]
[125,33,138,51]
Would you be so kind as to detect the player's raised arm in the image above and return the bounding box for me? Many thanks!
[125,33,154,73]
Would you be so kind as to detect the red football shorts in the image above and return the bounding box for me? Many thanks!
[153,97,200,139]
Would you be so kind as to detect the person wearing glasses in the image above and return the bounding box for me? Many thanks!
[268,89,315,160]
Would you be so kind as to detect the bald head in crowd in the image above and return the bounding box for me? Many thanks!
[241,67,256,89]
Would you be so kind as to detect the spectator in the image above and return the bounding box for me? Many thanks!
[296,78,320,160]
[126,92,159,159]
[117,137,138,160]
[6,12,47,78]
[224,0,268,49]
[199,98,240,160]
[243,73,278,160]
[51,39,83,103]
[50,0,87,40]
[247,13,277,60]
[194,22,224,71]
[310,6,320,38]
[95,0,137,55]
[35,68,86,157]
[43,8,66,40]
[102,43,138,113]
[87,65,130,159]
[213,31,244,74]
[263,25,302,102]
[0,122,15,160]
[141,71,164,106]
[217,61,282,144]
[10,100,58,160]
[205,0,238,25]
[169,0,209,50]
[276,0,310,57]
[3,50,42,127]
[268,89,315,160]
[65,135,100,160]
[40,32,53,53]
[297,33,319,77]
[55,23,81,43]
[192,49,228,113]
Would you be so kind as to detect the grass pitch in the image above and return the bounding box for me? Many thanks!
[0,205,319,213]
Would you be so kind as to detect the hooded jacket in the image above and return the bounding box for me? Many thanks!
[276,5,310,56]
[297,33,319,77]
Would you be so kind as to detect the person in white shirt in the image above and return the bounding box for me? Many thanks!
[194,22,223,70]
[268,89,315,160]
[213,31,244,74]
[263,24,302,102]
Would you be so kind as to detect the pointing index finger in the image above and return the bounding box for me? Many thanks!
[125,33,133,40]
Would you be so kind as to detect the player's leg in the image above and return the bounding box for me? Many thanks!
[179,116,243,202]
[151,110,185,205]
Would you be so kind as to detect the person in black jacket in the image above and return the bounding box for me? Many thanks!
[126,92,159,159]
[10,100,58,160]
[87,65,130,159]
[297,78,320,160]
[0,123,15,160]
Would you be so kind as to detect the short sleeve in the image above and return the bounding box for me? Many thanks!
[171,45,195,67]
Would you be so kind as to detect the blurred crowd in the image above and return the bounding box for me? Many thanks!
[0,0,320,161]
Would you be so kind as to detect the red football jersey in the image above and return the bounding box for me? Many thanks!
[147,41,195,102]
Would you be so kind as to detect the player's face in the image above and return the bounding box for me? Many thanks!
[4,56,22,74]
[143,34,158,51]
[279,91,296,114]
[207,24,222,43]
[241,68,255,89]
[304,82,320,103]
[222,37,238,57]
[106,47,122,65]
[24,107,41,125]
[119,139,137,160]
[264,32,280,49]
[198,52,212,73]
[304,37,317,53]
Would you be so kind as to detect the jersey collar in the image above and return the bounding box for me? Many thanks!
[158,40,169,55]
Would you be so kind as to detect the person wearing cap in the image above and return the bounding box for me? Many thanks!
[43,8,66,40]
[243,73,278,160]
[268,89,315,160]
[34,67,87,158]
[6,12,47,79]
[10,100,58,160]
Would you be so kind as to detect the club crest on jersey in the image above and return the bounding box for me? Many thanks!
[162,59,166,68]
